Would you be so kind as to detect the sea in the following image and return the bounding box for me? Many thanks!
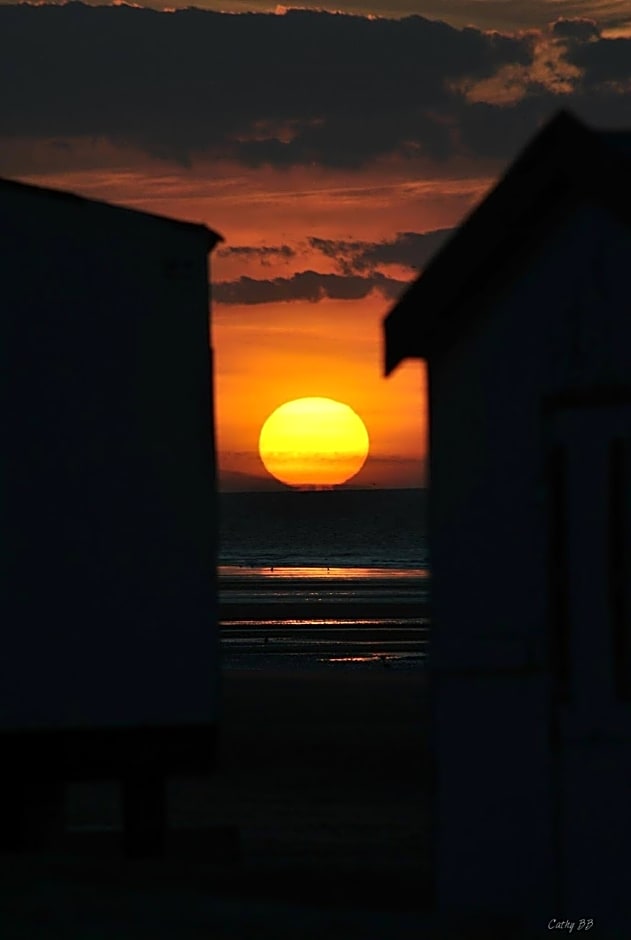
[218,489,429,671]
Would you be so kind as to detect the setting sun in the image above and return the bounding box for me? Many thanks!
[258,397,370,488]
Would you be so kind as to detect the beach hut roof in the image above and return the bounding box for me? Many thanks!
[0,175,223,251]
[384,110,631,375]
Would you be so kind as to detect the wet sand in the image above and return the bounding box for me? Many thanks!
[62,665,432,896]
[1,664,433,937]
[220,600,428,621]
[0,665,532,937]
[207,666,431,898]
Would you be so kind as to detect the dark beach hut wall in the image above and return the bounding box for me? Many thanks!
[0,178,222,849]
[384,110,631,933]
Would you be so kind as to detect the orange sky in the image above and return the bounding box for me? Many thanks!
[22,156,491,489]
[206,163,485,489]
[2,3,628,489]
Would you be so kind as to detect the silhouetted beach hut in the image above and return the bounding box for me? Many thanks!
[0,178,222,855]
[384,111,631,933]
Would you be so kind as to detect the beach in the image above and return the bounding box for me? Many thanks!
[1,643,527,938]
[1,496,438,938]
[208,569,430,900]
[1,660,433,938]
[217,564,429,671]
[0,548,441,937]
[206,665,431,889]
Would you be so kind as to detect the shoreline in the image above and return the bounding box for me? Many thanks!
[219,614,428,670]
[219,600,429,623]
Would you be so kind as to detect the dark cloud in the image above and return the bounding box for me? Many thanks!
[456,96,550,159]
[0,4,628,174]
[213,270,407,304]
[551,17,601,41]
[563,33,631,87]
[309,229,454,273]
[0,3,529,169]
[217,244,296,264]
[545,17,631,98]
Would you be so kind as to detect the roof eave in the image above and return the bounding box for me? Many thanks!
[0,176,226,250]
[382,109,604,374]
[384,293,425,375]
[206,228,224,252]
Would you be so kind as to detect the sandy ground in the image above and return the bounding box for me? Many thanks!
[206,667,430,884]
[0,666,522,937]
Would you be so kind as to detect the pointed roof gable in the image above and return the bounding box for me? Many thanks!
[384,110,631,375]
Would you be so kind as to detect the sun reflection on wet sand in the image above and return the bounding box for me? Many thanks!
[219,565,429,580]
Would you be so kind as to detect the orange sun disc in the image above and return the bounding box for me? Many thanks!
[258,397,370,488]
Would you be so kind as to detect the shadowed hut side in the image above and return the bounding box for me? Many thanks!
[384,110,631,936]
[0,178,222,857]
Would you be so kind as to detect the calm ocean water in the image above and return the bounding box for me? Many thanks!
[218,488,428,570]
[218,489,429,669]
